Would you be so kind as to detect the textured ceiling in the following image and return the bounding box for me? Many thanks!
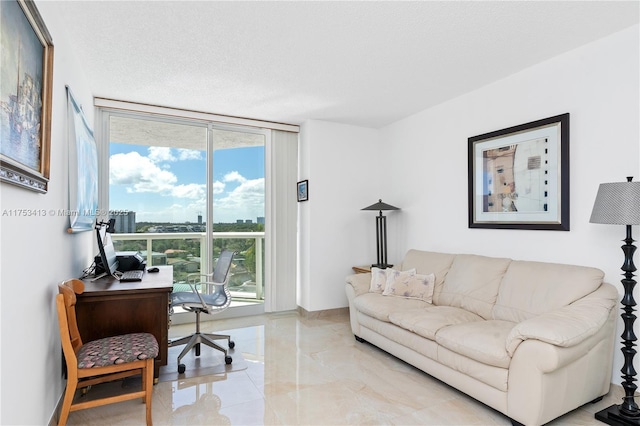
[47,1,639,129]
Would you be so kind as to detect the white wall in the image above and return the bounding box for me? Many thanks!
[0,2,95,424]
[298,120,384,312]
[1,8,636,424]
[380,25,639,384]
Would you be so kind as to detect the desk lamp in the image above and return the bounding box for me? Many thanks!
[362,199,399,269]
[590,177,640,425]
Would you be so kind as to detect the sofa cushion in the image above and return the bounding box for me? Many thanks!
[493,260,605,323]
[436,320,516,368]
[358,313,440,360]
[400,250,456,291]
[353,293,428,322]
[383,273,435,302]
[437,345,509,392]
[505,284,617,355]
[389,306,483,340]
[435,254,511,319]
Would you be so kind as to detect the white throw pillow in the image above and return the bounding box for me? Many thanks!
[369,267,387,293]
[370,267,416,293]
[383,272,435,302]
[384,268,416,290]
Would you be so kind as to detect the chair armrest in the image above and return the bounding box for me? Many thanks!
[345,273,371,297]
[506,284,617,356]
[184,273,219,307]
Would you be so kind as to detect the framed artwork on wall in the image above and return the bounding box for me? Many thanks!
[66,86,98,233]
[0,0,54,193]
[297,180,308,202]
[468,113,570,231]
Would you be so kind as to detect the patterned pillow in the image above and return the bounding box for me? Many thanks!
[369,267,416,293]
[369,267,387,293]
[383,272,435,302]
[384,268,416,290]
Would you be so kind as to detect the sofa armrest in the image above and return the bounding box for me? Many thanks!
[346,273,371,297]
[506,283,617,356]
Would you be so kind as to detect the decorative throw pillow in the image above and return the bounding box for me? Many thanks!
[384,268,416,291]
[369,268,416,293]
[369,267,388,293]
[383,272,436,302]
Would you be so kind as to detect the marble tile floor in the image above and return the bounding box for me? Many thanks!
[64,311,628,425]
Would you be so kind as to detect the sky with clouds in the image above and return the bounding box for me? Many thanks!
[109,144,265,224]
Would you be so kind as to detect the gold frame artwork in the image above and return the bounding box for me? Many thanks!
[0,0,54,193]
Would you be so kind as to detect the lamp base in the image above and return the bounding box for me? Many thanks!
[371,263,393,269]
[596,404,640,425]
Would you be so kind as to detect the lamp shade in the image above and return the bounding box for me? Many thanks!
[590,179,640,225]
[362,199,400,212]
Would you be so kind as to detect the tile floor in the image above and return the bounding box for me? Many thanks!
[64,310,627,425]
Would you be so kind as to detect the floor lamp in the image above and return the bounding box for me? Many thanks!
[591,177,640,425]
[362,199,399,269]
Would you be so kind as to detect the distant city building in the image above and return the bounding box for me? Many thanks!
[257,217,265,225]
[111,210,136,233]
[236,219,244,224]
[245,219,252,224]
[197,214,202,224]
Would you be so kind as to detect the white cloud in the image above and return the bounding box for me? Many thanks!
[212,180,225,194]
[223,171,247,184]
[214,177,264,222]
[111,152,262,223]
[177,149,203,161]
[148,146,176,163]
[110,152,176,193]
[171,183,206,199]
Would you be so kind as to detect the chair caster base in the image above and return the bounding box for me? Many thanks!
[225,356,233,364]
[229,340,235,349]
[178,364,186,374]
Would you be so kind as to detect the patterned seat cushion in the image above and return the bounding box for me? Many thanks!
[77,332,159,369]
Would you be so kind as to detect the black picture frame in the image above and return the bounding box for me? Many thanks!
[297,180,308,202]
[468,113,570,231]
[0,0,54,193]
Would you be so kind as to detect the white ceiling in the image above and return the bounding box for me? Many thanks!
[49,1,639,129]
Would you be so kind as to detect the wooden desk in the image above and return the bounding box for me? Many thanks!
[78,266,173,379]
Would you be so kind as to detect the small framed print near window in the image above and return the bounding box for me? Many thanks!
[297,180,308,202]
[468,113,570,231]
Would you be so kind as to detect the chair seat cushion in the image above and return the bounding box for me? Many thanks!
[77,332,159,369]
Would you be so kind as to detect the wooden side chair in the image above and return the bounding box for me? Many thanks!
[56,279,159,426]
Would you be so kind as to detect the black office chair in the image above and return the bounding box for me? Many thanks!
[170,250,236,374]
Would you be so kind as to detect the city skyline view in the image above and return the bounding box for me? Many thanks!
[109,142,265,224]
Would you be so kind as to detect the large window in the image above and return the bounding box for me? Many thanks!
[96,99,299,315]
[103,112,267,308]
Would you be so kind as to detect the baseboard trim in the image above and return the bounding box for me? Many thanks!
[296,306,349,319]
[49,388,64,426]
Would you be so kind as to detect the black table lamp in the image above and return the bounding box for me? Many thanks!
[590,177,640,425]
[362,199,399,269]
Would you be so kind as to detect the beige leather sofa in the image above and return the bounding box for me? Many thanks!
[345,249,618,426]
